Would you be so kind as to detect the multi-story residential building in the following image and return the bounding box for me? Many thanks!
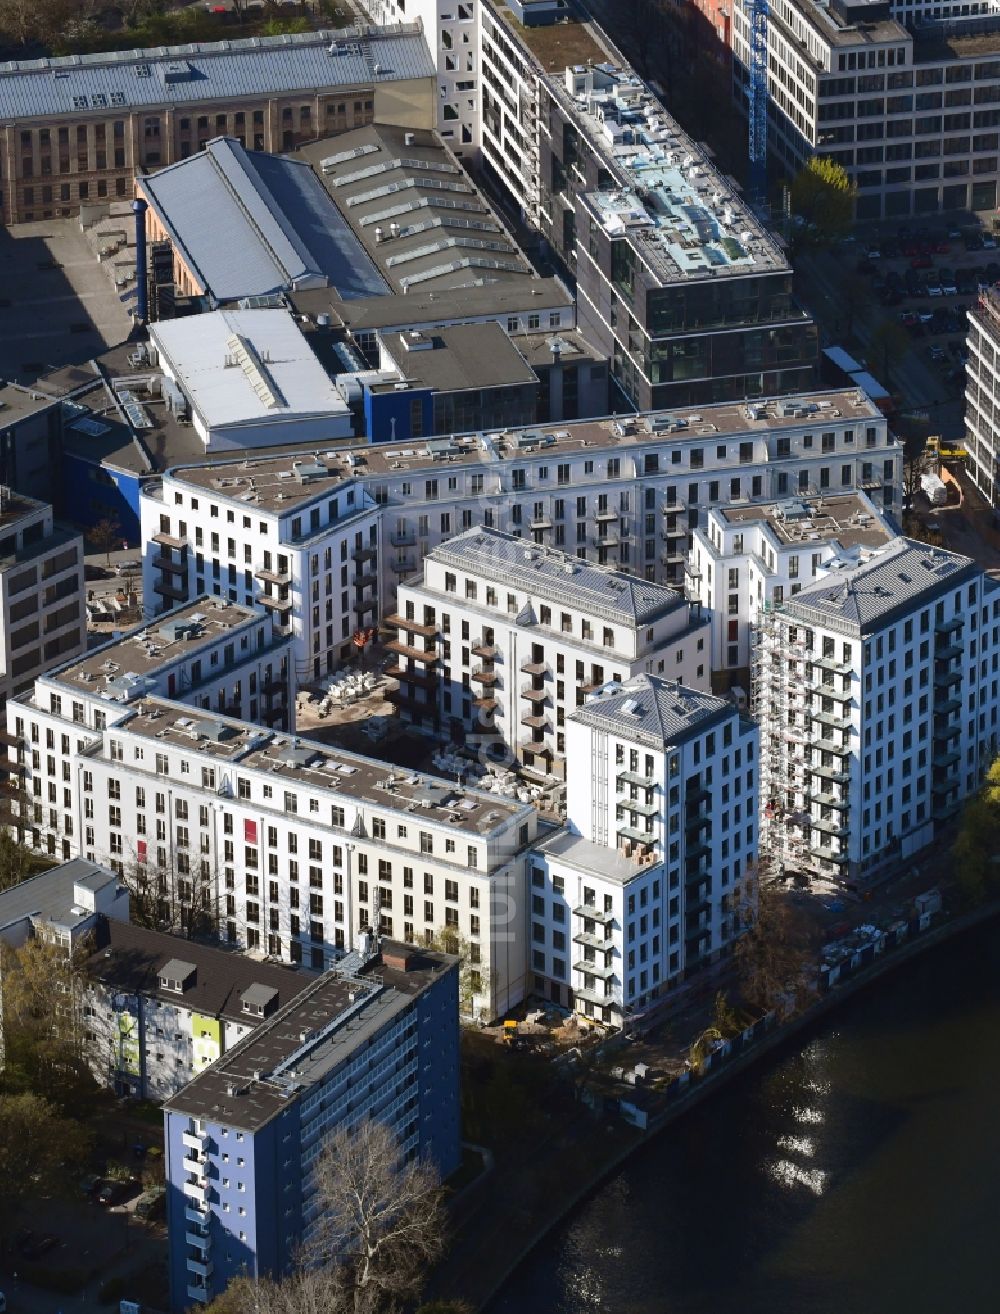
[364,0,481,153]
[163,939,460,1308]
[752,538,1000,886]
[965,286,1000,509]
[67,697,534,1017]
[389,527,710,776]
[0,24,436,225]
[0,856,128,952]
[81,915,315,1100]
[142,460,381,682]
[140,385,901,632]
[529,673,758,1025]
[6,597,293,861]
[479,2,818,408]
[686,490,896,687]
[0,491,85,710]
[732,0,1000,221]
[0,384,65,504]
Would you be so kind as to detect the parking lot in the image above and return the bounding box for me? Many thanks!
[853,222,1000,403]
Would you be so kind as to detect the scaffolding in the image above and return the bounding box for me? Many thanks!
[751,605,811,884]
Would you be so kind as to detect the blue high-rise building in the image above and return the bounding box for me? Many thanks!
[162,940,460,1309]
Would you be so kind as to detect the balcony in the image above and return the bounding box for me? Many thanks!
[472,638,500,659]
[258,594,292,613]
[521,712,550,729]
[151,530,186,550]
[808,762,850,783]
[618,823,653,844]
[385,612,437,637]
[385,638,437,665]
[385,663,438,689]
[617,794,658,817]
[521,683,549,701]
[182,1177,209,1203]
[595,531,621,547]
[472,696,498,714]
[471,667,499,685]
[935,614,962,636]
[520,657,549,675]
[153,577,188,602]
[354,569,378,589]
[811,654,853,675]
[389,556,415,573]
[573,984,616,1008]
[573,903,614,923]
[810,815,849,837]
[809,843,848,864]
[185,1206,208,1227]
[186,1229,211,1249]
[529,516,552,530]
[390,530,416,547]
[254,564,291,585]
[809,709,852,731]
[809,789,849,809]
[351,544,377,563]
[934,640,963,661]
[152,553,187,575]
[187,1286,209,1304]
[187,1258,214,1280]
[617,769,655,789]
[519,736,553,754]
[356,595,378,616]
[573,958,615,980]
[933,665,962,689]
[595,506,619,521]
[573,928,613,950]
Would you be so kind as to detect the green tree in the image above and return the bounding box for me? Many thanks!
[953,759,1000,905]
[0,1091,92,1232]
[869,317,910,386]
[429,927,490,1020]
[790,156,856,242]
[0,824,47,893]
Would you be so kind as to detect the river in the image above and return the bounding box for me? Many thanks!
[492,919,1000,1314]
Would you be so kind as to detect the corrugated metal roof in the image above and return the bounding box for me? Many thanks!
[0,26,435,120]
[140,137,389,302]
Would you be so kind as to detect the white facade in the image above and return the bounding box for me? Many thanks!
[529,674,758,1026]
[753,537,1000,886]
[68,698,533,1020]
[480,0,539,222]
[6,598,293,863]
[140,390,903,674]
[366,0,481,153]
[390,526,710,777]
[687,490,896,680]
[0,492,85,709]
[142,469,381,683]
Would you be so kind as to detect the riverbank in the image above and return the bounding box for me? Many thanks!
[433,892,1000,1312]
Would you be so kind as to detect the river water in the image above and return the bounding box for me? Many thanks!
[492,919,1000,1314]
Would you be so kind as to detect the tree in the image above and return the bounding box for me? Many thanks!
[0,1091,92,1232]
[428,927,490,1019]
[88,515,122,568]
[953,758,1000,905]
[0,824,46,893]
[869,317,910,386]
[733,879,816,1017]
[790,157,856,242]
[353,627,377,673]
[305,1120,446,1314]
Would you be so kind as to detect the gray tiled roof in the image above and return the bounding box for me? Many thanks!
[140,138,389,302]
[571,673,732,749]
[778,538,976,636]
[431,527,685,625]
[0,27,435,120]
[0,858,120,935]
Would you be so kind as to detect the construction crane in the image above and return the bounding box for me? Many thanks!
[745,0,769,207]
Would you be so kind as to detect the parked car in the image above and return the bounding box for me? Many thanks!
[98,1182,125,1207]
[927,276,943,296]
[929,344,947,361]
[940,269,958,295]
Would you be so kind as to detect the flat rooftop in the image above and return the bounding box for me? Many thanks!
[163,944,454,1132]
[717,492,893,553]
[293,123,538,297]
[0,858,120,936]
[48,597,269,697]
[150,309,350,432]
[570,65,788,284]
[0,488,48,532]
[0,382,63,423]
[85,916,315,1024]
[103,697,531,833]
[0,26,436,121]
[378,323,539,393]
[159,387,886,511]
[515,328,606,370]
[427,526,686,625]
[289,276,573,331]
[536,828,650,884]
[495,1,609,72]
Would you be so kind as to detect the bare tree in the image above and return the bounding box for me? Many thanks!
[87,515,122,568]
[304,1120,446,1314]
[732,880,816,1018]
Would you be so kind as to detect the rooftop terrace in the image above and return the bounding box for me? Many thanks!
[494,0,610,72]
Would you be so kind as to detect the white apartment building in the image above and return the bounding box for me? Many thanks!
[71,698,535,1019]
[687,490,896,684]
[142,461,381,683]
[364,0,481,153]
[753,538,1000,886]
[390,526,710,777]
[141,388,902,667]
[0,491,85,710]
[6,598,293,862]
[732,0,1000,221]
[965,287,1000,510]
[529,674,758,1026]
